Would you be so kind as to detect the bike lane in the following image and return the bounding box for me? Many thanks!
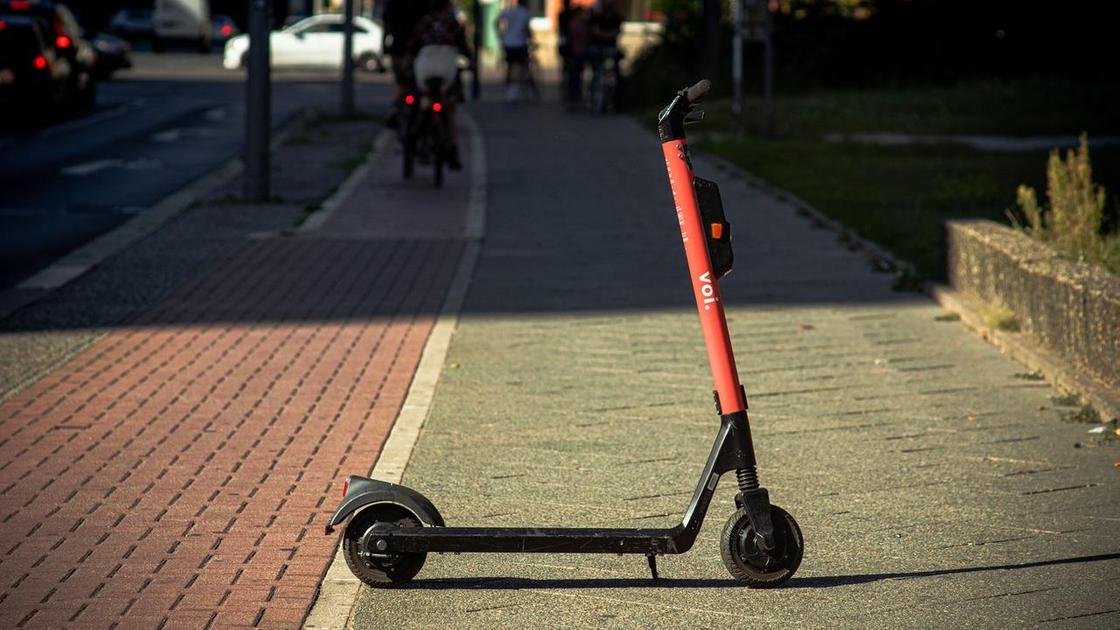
[0,128,475,629]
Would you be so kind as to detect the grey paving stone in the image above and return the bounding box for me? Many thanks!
[352,103,1119,628]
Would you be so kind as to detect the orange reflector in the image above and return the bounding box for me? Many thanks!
[341,478,349,497]
[710,223,723,239]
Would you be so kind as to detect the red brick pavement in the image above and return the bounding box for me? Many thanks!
[0,236,465,629]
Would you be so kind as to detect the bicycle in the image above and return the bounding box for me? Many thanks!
[400,77,452,188]
[589,45,623,114]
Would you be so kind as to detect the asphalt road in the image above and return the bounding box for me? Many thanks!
[0,51,389,291]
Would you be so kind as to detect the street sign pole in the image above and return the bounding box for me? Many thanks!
[244,0,271,201]
[341,0,355,116]
[762,6,773,134]
[471,0,481,100]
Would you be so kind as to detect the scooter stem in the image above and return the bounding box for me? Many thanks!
[659,91,746,414]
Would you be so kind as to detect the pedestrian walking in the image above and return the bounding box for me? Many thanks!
[564,5,590,108]
[495,0,535,102]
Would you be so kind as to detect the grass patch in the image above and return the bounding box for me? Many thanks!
[1062,404,1100,424]
[933,312,960,322]
[719,79,1120,137]
[688,79,1120,279]
[978,300,1020,332]
[1051,392,1082,407]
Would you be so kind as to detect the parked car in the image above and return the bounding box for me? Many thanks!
[106,7,153,40]
[211,14,237,44]
[152,0,211,52]
[0,14,76,115]
[90,31,131,78]
[222,14,385,72]
[0,0,94,110]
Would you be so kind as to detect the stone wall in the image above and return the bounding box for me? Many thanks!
[946,219,1120,389]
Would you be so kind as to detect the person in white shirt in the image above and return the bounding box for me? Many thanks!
[495,0,536,100]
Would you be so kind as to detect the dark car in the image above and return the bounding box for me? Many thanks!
[211,14,237,44]
[0,14,73,114]
[90,31,131,78]
[107,7,153,40]
[0,0,94,109]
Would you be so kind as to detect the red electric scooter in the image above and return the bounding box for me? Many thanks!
[326,80,804,587]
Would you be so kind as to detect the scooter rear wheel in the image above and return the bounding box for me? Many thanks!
[720,505,803,588]
[343,504,427,588]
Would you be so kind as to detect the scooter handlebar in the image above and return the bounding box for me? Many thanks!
[685,80,711,105]
[658,79,712,141]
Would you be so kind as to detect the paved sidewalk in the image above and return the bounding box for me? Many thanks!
[351,102,1119,628]
[0,123,474,628]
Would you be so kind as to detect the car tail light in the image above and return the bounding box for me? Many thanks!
[10,0,30,10]
[404,94,415,105]
[221,24,232,36]
[0,20,7,31]
[33,55,48,70]
[432,102,443,113]
[56,35,71,49]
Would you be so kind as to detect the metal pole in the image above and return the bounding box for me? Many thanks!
[341,0,355,116]
[703,0,720,75]
[340,0,353,115]
[471,0,481,100]
[731,0,743,126]
[762,7,773,134]
[244,0,271,201]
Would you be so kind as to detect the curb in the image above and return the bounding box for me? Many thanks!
[296,129,397,235]
[301,111,487,630]
[926,282,1120,423]
[0,111,310,321]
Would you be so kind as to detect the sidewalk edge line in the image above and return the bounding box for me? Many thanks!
[0,110,309,320]
[302,111,487,630]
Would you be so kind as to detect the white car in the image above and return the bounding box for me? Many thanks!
[222,14,385,72]
[153,0,212,52]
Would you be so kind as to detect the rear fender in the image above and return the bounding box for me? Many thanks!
[324,475,444,534]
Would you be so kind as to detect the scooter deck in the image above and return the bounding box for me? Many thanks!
[387,525,687,554]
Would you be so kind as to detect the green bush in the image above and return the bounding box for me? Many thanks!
[1012,135,1120,274]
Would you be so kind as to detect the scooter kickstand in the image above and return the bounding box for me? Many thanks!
[646,554,659,580]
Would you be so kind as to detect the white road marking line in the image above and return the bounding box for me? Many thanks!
[152,129,182,143]
[60,159,122,176]
[60,158,162,176]
[151,127,216,143]
[203,107,227,121]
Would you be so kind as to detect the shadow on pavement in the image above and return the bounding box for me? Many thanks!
[401,576,740,590]
[788,552,1120,588]
[393,552,1120,590]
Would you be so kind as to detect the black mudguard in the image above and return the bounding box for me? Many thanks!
[324,475,445,534]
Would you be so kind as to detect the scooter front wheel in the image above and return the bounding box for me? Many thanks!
[720,505,803,588]
[343,503,428,588]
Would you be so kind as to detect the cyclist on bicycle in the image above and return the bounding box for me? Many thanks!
[410,0,472,170]
[382,0,427,125]
[588,0,622,109]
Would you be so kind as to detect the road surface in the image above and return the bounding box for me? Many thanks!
[0,51,389,291]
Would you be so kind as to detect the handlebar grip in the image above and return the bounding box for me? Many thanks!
[685,79,711,104]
